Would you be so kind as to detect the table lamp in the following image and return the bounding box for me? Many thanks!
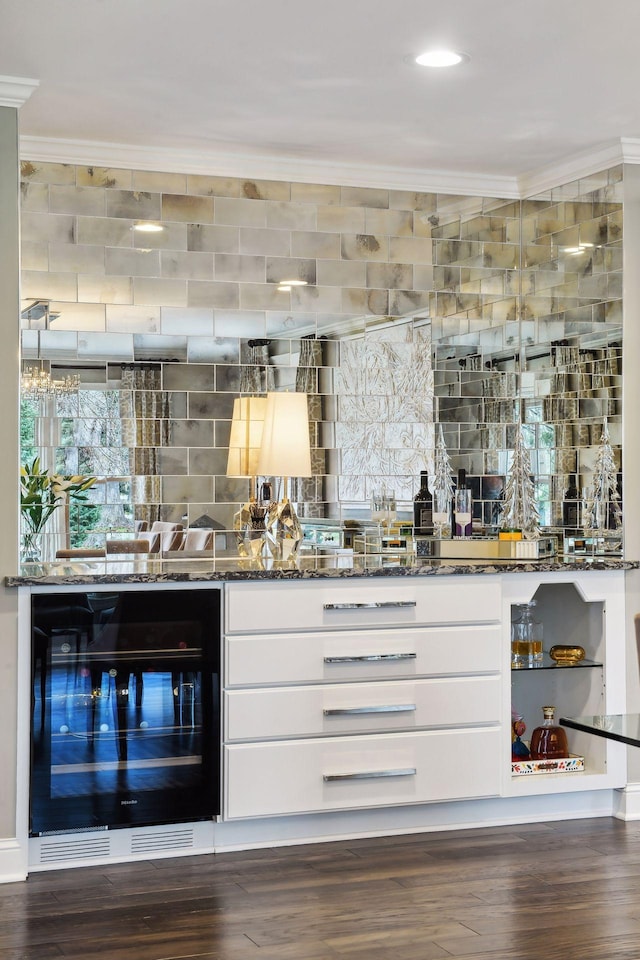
[257,391,312,561]
[226,396,269,558]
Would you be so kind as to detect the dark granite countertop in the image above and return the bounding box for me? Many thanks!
[5,554,638,586]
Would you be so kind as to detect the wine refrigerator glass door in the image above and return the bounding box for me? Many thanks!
[30,589,221,836]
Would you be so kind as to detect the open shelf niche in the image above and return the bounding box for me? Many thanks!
[511,581,607,781]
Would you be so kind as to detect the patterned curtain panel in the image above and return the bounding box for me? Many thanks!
[240,340,275,394]
[293,336,325,514]
[120,364,171,527]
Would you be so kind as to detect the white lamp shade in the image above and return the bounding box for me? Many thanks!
[226,396,267,477]
[257,391,312,478]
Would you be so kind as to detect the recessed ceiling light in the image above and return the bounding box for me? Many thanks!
[277,285,292,292]
[281,279,308,286]
[133,222,164,233]
[414,49,467,67]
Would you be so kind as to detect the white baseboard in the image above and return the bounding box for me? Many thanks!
[613,783,640,819]
[19,790,618,876]
[0,837,28,883]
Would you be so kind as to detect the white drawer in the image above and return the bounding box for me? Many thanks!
[225,623,502,686]
[224,727,502,818]
[225,577,501,634]
[225,675,502,741]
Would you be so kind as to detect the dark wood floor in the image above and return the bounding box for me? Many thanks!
[4,817,640,959]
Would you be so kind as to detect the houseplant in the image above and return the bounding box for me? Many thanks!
[20,457,97,561]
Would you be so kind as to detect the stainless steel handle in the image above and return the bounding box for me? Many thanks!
[323,768,417,782]
[324,653,416,663]
[323,601,416,610]
[323,704,416,716]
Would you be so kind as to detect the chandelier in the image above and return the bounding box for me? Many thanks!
[21,363,80,398]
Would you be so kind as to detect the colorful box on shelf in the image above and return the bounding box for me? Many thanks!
[511,755,585,776]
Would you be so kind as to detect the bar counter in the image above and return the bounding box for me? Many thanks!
[6,553,637,586]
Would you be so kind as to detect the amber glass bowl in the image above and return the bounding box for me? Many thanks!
[549,644,586,666]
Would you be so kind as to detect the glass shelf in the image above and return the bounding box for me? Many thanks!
[511,653,602,671]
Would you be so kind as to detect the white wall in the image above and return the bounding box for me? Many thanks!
[0,105,23,878]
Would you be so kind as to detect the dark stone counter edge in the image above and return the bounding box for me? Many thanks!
[5,557,638,586]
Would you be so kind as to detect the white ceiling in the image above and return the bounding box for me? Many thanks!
[4,0,640,195]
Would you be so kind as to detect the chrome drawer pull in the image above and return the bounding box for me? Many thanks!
[323,704,416,716]
[323,601,416,610]
[323,768,416,782]
[324,652,416,663]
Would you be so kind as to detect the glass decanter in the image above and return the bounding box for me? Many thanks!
[510,600,543,669]
[530,706,569,760]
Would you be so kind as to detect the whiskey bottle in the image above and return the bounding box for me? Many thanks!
[530,706,569,760]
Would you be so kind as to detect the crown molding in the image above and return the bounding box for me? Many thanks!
[19,133,640,200]
[517,139,637,197]
[0,76,39,110]
[19,135,521,199]
[620,137,640,163]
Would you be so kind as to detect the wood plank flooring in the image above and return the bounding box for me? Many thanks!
[4,818,640,959]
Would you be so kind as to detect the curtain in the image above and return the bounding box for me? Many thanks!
[120,364,171,528]
[240,340,275,394]
[293,336,324,513]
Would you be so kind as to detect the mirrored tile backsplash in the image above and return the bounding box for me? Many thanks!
[19,159,623,545]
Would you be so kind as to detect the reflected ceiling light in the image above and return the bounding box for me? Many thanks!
[414,49,467,67]
[563,243,594,255]
[133,222,164,233]
[22,363,80,398]
[277,279,307,292]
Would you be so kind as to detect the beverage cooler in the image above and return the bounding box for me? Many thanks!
[30,588,221,836]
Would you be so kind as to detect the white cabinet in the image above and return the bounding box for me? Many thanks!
[224,576,502,634]
[225,728,502,819]
[223,575,503,820]
[225,623,502,686]
[223,570,628,824]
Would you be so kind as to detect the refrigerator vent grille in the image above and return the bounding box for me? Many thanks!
[130,828,194,854]
[39,836,111,863]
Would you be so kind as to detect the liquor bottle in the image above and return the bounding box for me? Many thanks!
[530,706,569,760]
[562,474,579,527]
[413,471,433,535]
[453,468,472,538]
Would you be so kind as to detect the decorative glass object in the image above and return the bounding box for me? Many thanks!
[232,492,271,560]
[371,489,396,531]
[549,644,585,666]
[530,706,569,760]
[501,422,540,540]
[583,419,622,533]
[511,600,543,668]
[431,424,454,538]
[20,528,43,563]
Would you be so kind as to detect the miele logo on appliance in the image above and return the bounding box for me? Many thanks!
[120,799,138,805]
